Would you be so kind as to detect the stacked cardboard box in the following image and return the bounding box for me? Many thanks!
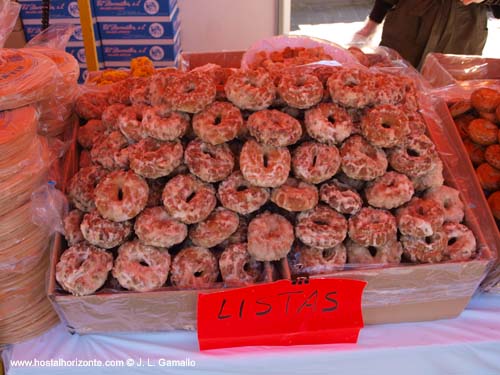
[18,0,104,82]
[93,0,181,69]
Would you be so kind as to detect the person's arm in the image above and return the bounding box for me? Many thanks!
[369,0,394,23]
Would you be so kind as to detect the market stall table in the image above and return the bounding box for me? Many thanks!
[3,293,500,375]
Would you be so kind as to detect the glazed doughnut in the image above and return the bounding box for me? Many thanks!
[396,197,445,237]
[292,141,341,184]
[75,91,108,120]
[346,239,402,265]
[170,246,219,289]
[248,211,294,261]
[487,191,500,220]
[388,133,438,178]
[189,207,239,248]
[153,71,217,113]
[78,119,107,149]
[192,101,243,145]
[401,231,447,264]
[304,103,353,145]
[476,163,500,191]
[68,165,107,212]
[454,113,475,140]
[247,110,302,147]
[485,144,500,170]
[348,207,397,247]
[296,205,347,249]
[56,242,113,296]
[449,100,472,118]
[219,243,262,286]
[217,171,270,215]
[479,111,498,123]
[142,107,189,141]
[340,135,388,181]
[240,140,291,188]
[101,104,126,131]
[225,68,276,111]
[442,222,476,261]
[117,106,147,143]
[146,178,166,208]
[134,206,187,248]
[277,72,323,109]
[162,174,216,224]
[463,138,486,166]
[470,88,500,113]
[94,170,149,222]
[289,243,346,275]
[271,177,319,212]
[184,139,234,183]
[63,209,84,246]
[90,131,129,170]
[468,119,498,146]
[327,68,375,108]
[424,186,465,223]
[365,171,414,210]
[411,158,444,192]
[128,138,183,179]
[113,239,171,292]
[80,211,132,249]
[220,216,248,249]
[361,105,410,148]
[319,179,363,215]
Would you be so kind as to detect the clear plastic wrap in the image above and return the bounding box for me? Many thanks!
[46,46,497,334]
[420,53,500,292]
[0,0,20,48]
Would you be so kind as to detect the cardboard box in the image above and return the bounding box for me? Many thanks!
[97,7,180,41]
[101,33,181,64]
[93,0,177,17]
[18,0,84,19]
[66,41,104,65]
[47,53,496,334]
[22,20,100,43]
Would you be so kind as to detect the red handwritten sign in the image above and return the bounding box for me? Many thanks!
[197,278,366,350]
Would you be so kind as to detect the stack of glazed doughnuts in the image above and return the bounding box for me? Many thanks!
[448,87,500,225]
[57,59,478,296]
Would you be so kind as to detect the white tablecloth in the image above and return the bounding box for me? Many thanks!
[3,293,500,375]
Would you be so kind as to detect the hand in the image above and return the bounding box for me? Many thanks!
[461,0,484,5]
[354,19,379,39]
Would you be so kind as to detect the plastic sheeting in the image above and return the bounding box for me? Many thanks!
[3,293,500,375]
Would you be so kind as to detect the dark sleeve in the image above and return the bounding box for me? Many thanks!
[491,5,500,17]
[369,0,395,23]
[483,0,500,5]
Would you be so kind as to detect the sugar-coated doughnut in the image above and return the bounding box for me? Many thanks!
[365,171,414,210]
[340,135,388,181]
[90,131,129,170]
[192,101,243,145]
[225,68,276,111]
[189,207,239,248]
[68,165,107,212]
[78,119,107,149]
[411,158,444,192]
[217,171,270,215]
[442,222,476,261]
[101,104,127,131]
[184,139,234,183]
[271,177,319,212]
[361,104,409,148]
[277,72,323,109]
[219,243,263,286]
[248,211,294,261]
[289,242,346,276]
[389,133,438,178]
[292,141,341,184]
[348,207,397,247]
[142,107,189,141]
[327,68,375,108]
[319,179,362,215]
[396,197,445,237]
[134,206,187,248]
[296,205,347,249]
[112,239,171,292]
[304,102,353,145]
[94,170,149,222]
[247,110,302,147]
[346,239,402,265]
[75,91,108,120]
[63,209,84,246]
[56,242,113,296]
[240,140,291,188]
[117,106,147,143]
[162,174,216,224]
[80,211,132,249]
[129,138,183,179]
[170,246,219,289]
[424,186,465,223]
[401,231,447,264]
